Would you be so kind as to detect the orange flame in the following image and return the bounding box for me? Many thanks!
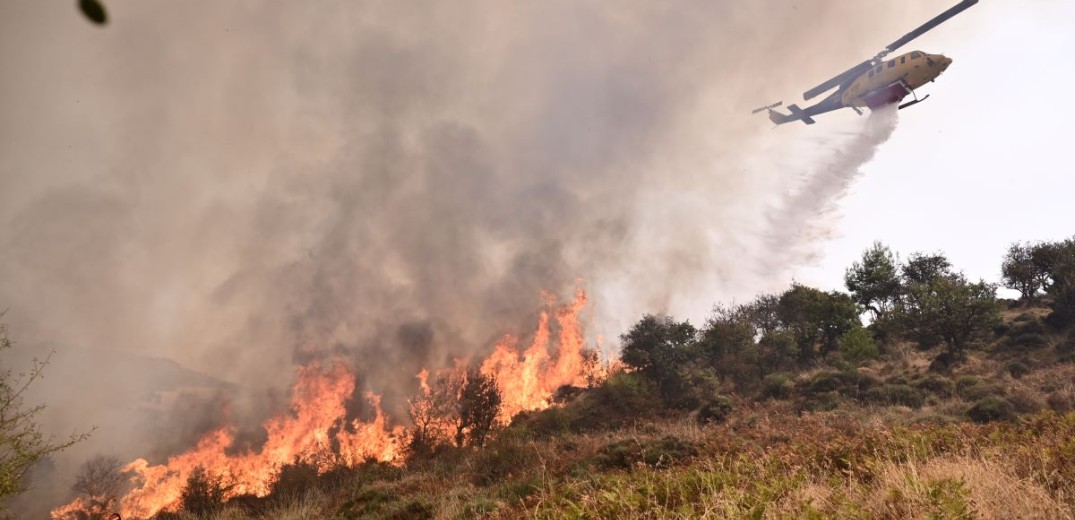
[53,289,595,519]
[481,289,591,421]
[70,362,404,519]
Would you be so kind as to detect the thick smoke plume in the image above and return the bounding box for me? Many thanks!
[0,0,933,511]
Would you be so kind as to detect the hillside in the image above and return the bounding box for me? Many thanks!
[135,300,1074,520]
[47,239,1075,519]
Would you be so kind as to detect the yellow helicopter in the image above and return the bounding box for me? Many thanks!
[755,0,977,125]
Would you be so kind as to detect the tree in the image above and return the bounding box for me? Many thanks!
[455,369,501,448]
[844,242,901,320]
[619,315,699,404]
[901,252,953,286]
[776,285,861,362]
[1031,241,1065,293]
[1041,238,1075,327]
[1002,242,1040,303]
[0,320,91,503]
[899,274,1000,357]
[69,455,125,518]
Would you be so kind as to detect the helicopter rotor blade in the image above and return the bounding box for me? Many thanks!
[802,60,872,101]
[877,0,978,60]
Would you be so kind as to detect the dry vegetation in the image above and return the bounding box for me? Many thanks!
[145,408,1075,519]
[54,239,1075,519]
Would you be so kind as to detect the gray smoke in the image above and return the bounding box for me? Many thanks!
[0,0,936,511]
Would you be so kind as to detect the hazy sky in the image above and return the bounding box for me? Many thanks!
[793,0,1075,294]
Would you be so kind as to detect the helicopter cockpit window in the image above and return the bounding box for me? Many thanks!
[868,70,874,78]
[875,65,883,74]
[911,51,923,59]
[888,60,896,68]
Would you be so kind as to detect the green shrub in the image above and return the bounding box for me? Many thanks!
[513,371,662,436]
[806,370,879,397]
[591,436,698,471]
[864,384,926,408]
[838,327,880,363]
[1004,332,1050,351]
[1006,362,1030,379]
[967,397,1015,423]
[696,396,732,424]
[954,375,980,391]
[912,374,955,397]
[761,373,793,399]
[959,382,1006,401]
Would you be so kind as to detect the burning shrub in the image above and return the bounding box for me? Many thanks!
[456,368,502,448]
[60,455,126,519]
[405,367,503,460]
[179,466,234,516]
[269,459,321,500]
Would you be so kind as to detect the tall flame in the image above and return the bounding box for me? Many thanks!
[481,289,591,420]
[52,289,593,519]
[90,362,403,519]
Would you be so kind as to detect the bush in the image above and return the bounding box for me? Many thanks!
[761,373,793,399]
[912,374,955,397]
[1003,332,1050,351]
[511,371,661,436]
[805,370,879,398]
[966,397,1015,423]
[1007,388,1044,414]
[954,375,980,392]
[591,436,698,471]
[1006,362,1030,379]
[958,381,1006,401]
[838,327,880,364]
[1046,392,1073,413]
[180,466,233,516]
[696,396,732,424]
[864,384,926,408]
[269,460,320,499]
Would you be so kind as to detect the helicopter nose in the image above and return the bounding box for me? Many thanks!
[938,55,953,70]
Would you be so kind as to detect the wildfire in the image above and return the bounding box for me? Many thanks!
[52,289,595,519]
[481,289,593,420]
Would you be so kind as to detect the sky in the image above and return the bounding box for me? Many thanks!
[793,0,1075,294]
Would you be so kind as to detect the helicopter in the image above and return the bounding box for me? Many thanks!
[755,0,978,126]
